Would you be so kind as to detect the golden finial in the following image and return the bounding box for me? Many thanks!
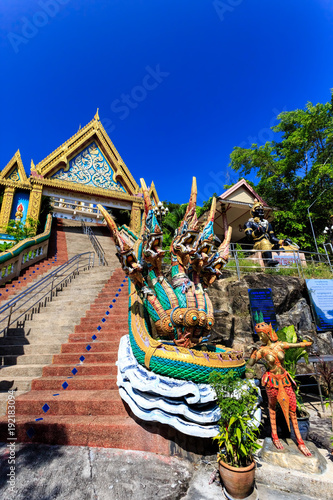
[94,108,100,121]
[30,159,37,173]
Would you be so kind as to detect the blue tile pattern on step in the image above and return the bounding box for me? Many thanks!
[27,427,35,438]
[42,403,50,413]
[62,381,69,390]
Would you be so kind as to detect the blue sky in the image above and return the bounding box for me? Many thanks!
[1,0,332,204]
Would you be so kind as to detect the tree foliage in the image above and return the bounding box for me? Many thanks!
[229,92,333,250]
[5,217,38,244]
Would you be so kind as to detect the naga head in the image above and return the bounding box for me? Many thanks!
[140,178,165,271]
[171,177,200,266]
[255,322,278,343]
[97,204,144,286]
[191,197,217,274]
[200,226,232,287]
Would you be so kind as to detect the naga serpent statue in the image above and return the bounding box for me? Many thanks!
[98,178,245,384]
[248,321,313,456]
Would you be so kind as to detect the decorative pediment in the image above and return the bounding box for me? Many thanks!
[220,178,268,206]
[0,150,30,186]
[35,111,140,196]
[51,142,126,193]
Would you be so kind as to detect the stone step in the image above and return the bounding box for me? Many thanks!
[0,414,170,453]
[0,344,62,355]
[0,376,40,393]
[31,375,117,391]
[1,354,54,365]
[52,352,118,364]
[42,363,117,377]
[74,325,128,334]
[1,334,70,344]
[0,365,46,377]
[0,390,28,415]
[14,389,126,416]
[60,341,118,353]
[68,332,126,342]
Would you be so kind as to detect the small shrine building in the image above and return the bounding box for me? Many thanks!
[205,179,274,243]
[0,111,159,235]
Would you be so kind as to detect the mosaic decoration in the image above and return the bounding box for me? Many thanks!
[99,177,246,384]
[8,167,20,182]
[10,191,30,225]
[52,142,125,192]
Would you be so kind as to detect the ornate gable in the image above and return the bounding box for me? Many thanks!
[0,150,30,188]
[35,110,139,197]
[51,141,126,193]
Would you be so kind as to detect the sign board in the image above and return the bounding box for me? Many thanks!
[306,279,333,332]
[272,252,307,268]
[248,288,278,332]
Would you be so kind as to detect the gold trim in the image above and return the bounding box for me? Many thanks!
[36,113,140,197]
[0,150,30,186]
[30,177,144,205]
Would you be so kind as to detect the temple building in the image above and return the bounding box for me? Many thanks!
[0,111,159,235]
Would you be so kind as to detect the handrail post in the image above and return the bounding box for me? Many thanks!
[50,277,54,302]
[6,303,15,334]
[234,249,241,280]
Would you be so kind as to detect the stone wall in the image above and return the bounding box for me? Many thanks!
[207,273,333,356]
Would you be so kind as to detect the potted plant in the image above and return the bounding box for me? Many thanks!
[276,325,311,440]
[209,370,261,499]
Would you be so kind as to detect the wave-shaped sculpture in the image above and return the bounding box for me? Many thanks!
[117,336,261,437]
[98,177,245,383]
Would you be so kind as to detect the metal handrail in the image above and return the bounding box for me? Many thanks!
[225,245,333,280]
[0,252,94,337]
[81,221,108,266]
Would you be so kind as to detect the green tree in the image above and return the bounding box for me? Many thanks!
[229,92,333,250]
[5,217,38,244]
[160,202,187,250]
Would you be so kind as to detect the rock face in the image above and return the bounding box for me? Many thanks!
[207,273,333,355]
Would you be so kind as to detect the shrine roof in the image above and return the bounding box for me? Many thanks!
[219,178,268,206]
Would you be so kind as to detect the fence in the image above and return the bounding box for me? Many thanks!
[81,221,108,266]
[226,243,333,280]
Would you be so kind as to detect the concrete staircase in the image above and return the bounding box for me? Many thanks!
[0,218,171,454]
[0,218,115,413]
[0,266,114,413]
[0,218,68,305]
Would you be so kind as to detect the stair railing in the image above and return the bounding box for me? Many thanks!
[81,221,108,266]
[0,251,94,337]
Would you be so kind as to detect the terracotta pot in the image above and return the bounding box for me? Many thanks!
[218,459,255,499]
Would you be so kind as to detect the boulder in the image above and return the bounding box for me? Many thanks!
[207,274,325,352]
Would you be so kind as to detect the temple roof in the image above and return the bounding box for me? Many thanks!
[32,110,141,199]
[0,150,31,189]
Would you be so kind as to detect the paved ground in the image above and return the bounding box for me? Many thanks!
[0,441,326,500]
